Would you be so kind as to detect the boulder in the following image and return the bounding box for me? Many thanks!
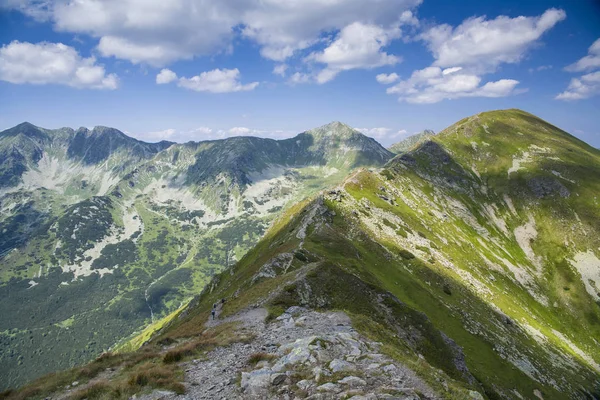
[329,359,354,373]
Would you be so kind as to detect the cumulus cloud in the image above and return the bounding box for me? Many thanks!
[190,127,213,135]
[564,38,600,72]
[288,72,312,85]
[156,68,257,93]
[421,8,566,73]
[357,127,409,142]
[131,125,298,143]
[0,40,118,89]
[556,71,600,100]
[8,0,420,67]
[176,68,258,93]
[141,128,177,141]
[156,68,177,84]
[357,127,391,138]
[376,73,399,84]
[273,64,288,77]
[228,127,251,135]
[240,0,420,62]
[306,22,402,83]
[557,38,600,101]
[383,8,563,103]
[387,66,520,103]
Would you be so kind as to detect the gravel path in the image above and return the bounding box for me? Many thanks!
[136,306,439,400]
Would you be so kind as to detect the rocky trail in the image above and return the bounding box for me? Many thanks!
[134,305,455,400]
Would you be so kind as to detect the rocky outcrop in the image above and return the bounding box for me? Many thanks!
[137,307,441,400]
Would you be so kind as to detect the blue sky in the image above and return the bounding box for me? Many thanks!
[0,0,599,147]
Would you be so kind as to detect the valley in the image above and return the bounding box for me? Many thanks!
[0,121,392,389]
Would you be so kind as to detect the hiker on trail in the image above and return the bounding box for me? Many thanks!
[221,298,226,305]
[211,309,216,320]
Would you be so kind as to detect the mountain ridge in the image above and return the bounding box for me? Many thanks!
[2,109,600,399]
[0,118,394,390]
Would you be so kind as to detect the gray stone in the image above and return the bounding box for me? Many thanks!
[285,306,305,316]
[317,382,341,393]
[271,373,287,386]
[382,364,397,373]
[338,376,367,387]
[469,390,485,400]
[296,379,314,391]
[329,358,354,373]
[527,176,570,198]
[240,367,272,395]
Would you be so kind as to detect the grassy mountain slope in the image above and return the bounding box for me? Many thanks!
[0,121,392,389]
[388,129,436,154]
[6,109,599,400]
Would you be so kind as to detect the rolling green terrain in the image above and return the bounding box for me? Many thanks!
[150,109,600,399]
[0,121,392,389]
[3,109,600,399]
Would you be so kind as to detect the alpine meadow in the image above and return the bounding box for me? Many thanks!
[1,1,600,400]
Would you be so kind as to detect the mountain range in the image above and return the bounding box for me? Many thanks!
[0,120,392,389]
[2,109,600,400]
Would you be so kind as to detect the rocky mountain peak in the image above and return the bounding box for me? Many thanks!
[388,129,436,154]
[305,121,358,139]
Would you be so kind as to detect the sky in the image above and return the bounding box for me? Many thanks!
[0,0,599,147]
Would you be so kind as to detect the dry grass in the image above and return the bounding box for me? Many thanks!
[248,352,277,365]
[163,321,251,364]
[2,321,253,400]
[126,362,185,394]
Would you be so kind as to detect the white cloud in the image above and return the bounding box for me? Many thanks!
[442,66,462,75]
[273,64,288,77]
[288,72,311,85]
[156,68,258,93]
[228,127,251,135]
[376,72,399,84]
[156,68,177,84]
[357,127,409,142]
[143,128,177,141]
[240,0,420,62]
[190,127,213,135]
[131,125,299,142]
[528,65,552,73]
[383,8,563,104]
[306,22,402,83]
[557,38,600,101]
[357,127,391,138]
[556,71,600,100]
[9,0,421,66]
[565,38,600,72]
[176,68,259,93]
[387,66,520,103]
[0,40,118,89]
[421,8,566,72]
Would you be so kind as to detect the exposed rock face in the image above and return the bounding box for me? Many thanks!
[526,176,570,198]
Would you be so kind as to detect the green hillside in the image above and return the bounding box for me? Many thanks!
[0,121,392,389]
[388,129,436,154]
[5,109,599,399]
